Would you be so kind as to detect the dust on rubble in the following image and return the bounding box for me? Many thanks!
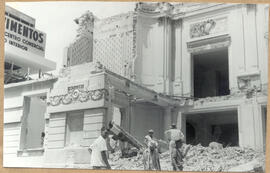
[109,144,265,172]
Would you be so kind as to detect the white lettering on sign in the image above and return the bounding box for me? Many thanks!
[4,15,46,57]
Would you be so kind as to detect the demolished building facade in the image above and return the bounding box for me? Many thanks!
[3,2,269,168]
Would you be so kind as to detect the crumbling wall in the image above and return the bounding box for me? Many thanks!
[65,11,95,67]
[93,12,136,79]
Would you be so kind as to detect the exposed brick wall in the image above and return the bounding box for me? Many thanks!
[67,36,93,66]
[93,12,136,79]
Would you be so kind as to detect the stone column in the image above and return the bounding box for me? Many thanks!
[238,100,264,150]
[177,111,186,142]
[105,103,114,126]
[242,4,259,72]
[164,107,172,131]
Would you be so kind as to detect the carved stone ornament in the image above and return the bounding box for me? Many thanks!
[74,11,95,37]
[237,73,262,98]
[48,88,108,106]
[190,19,216,38]
[135,2,173,15]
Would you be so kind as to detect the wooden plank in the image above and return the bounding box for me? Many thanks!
[109,122,144,149]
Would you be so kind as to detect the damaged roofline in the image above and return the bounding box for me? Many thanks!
[104,69,192,108]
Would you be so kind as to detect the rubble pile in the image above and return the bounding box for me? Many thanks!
[182,144,265,172]
[109,150,145,170]
[109,144,265,172]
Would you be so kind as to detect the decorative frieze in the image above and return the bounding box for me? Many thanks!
[48,88,108,106]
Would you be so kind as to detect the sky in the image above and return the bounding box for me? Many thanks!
[6,1,136,71]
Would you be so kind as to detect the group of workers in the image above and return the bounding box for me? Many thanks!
[143,124,185,171]
[88,124,185,171]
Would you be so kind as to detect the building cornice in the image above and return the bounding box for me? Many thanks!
[172,3,239,20]
[135,2,174,18]
[135,2,240,20]
[4,77,57,89]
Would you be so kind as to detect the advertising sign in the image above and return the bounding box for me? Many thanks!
[4,10,46,57]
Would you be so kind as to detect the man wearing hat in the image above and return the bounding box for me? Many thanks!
[165,124,184,149]
[143,129,161,170]
[144,129,154,142]
[165,124,185,171]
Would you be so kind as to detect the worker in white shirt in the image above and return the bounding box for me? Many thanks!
[88,127,111,169]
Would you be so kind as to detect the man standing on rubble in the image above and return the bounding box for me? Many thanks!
[88,127,111,170]
[165,124,185,149]
[165,124,185,171]
[143,129,161,170]
[144,129,155,145]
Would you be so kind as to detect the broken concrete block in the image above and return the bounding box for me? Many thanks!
[209,142,223,150]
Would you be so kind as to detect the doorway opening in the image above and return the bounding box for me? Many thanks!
[20,95,47,150]
[193,48,230,98]
[185,110,238,147]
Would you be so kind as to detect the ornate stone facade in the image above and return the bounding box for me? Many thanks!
[48,88,107,106]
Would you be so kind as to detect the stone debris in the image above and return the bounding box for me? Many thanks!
[109,144,265,172]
